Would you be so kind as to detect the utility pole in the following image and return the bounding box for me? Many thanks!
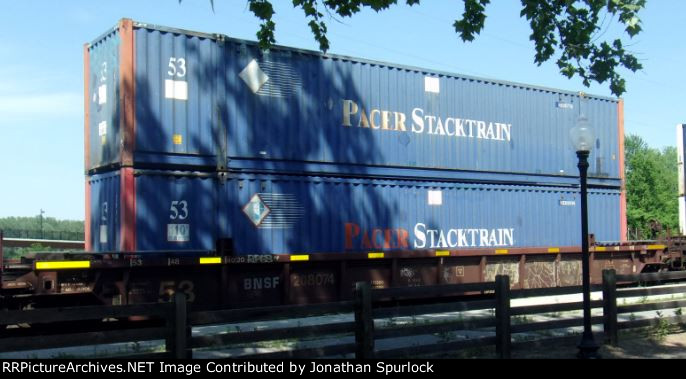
[40,209,45,239]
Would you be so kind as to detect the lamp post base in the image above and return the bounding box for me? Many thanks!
[577,333,601,359]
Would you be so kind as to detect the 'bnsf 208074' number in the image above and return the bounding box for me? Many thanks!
[292,273,335,288]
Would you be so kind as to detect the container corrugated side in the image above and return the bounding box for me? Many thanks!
[223,174,621,254]
[224,37,621,183]
[87,169,621,253]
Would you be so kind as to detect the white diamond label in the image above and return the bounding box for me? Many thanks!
[242,194,271,227]
[239,59,269,94]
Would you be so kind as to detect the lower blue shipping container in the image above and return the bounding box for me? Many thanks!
[86,170,623,253]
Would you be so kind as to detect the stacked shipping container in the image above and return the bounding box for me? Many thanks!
[85,19,627,253]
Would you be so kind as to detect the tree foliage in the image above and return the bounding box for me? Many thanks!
[624,134,678,239]
[0,217,84,237]
[186,0,645,96]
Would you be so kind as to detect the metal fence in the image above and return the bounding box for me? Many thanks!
[2,229,84,241]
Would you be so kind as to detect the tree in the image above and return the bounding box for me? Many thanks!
[0,216,84,240]
[187,0,645,96]
[624,134,678,239]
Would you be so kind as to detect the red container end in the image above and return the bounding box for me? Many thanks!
[618,99,627,241]
[84,43,92,251]
[119,19,136,167]
[120,167,136,251]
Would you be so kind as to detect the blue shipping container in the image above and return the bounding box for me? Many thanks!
[87,170,621,253]
[86,20,622,186]
[86,20,222,172]
[88,169,217,251]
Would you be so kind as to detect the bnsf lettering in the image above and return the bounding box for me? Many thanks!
[243,277,280,290]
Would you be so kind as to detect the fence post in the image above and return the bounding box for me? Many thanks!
[173,292,189,359]
[353,281,374,359]
[495,275,511,359]
[602,269,618,346]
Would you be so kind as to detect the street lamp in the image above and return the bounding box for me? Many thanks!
[570,106,600,359]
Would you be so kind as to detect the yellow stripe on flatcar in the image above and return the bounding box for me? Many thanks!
[595,247,606,252]
[495,249,508,255]
[647,245,666,250]
[435,251,450,257]
[290,255,310,262]
[36,261,91,270]
[547,248,560,253]
[199,257,222,265]
[368,252,384,259]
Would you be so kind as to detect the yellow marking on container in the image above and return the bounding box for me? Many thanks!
[36,261,91,270]
[495,249,508,255]
[647,245,666,250]
[101,135,107,145]
[199,257,222,265]
[368,252,384,259]
[435,251,450,257]
[547,248,560,253]
[595,247,606,252]
[290,255,310,262]
[173,134,183,145]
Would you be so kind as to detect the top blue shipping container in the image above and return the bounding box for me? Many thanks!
[85,19,624,186]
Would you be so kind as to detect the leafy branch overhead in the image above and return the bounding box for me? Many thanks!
[186,0,645,96]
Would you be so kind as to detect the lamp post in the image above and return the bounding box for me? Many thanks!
[570,110,600,359]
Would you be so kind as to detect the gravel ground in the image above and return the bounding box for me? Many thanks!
[508,329,686,359]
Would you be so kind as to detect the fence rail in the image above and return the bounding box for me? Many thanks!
[2,270,686,359]
[1,229,84,241]
[0,298,179,358]
[603,269,686,346]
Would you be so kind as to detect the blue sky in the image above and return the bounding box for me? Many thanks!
[0,1,684,221]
